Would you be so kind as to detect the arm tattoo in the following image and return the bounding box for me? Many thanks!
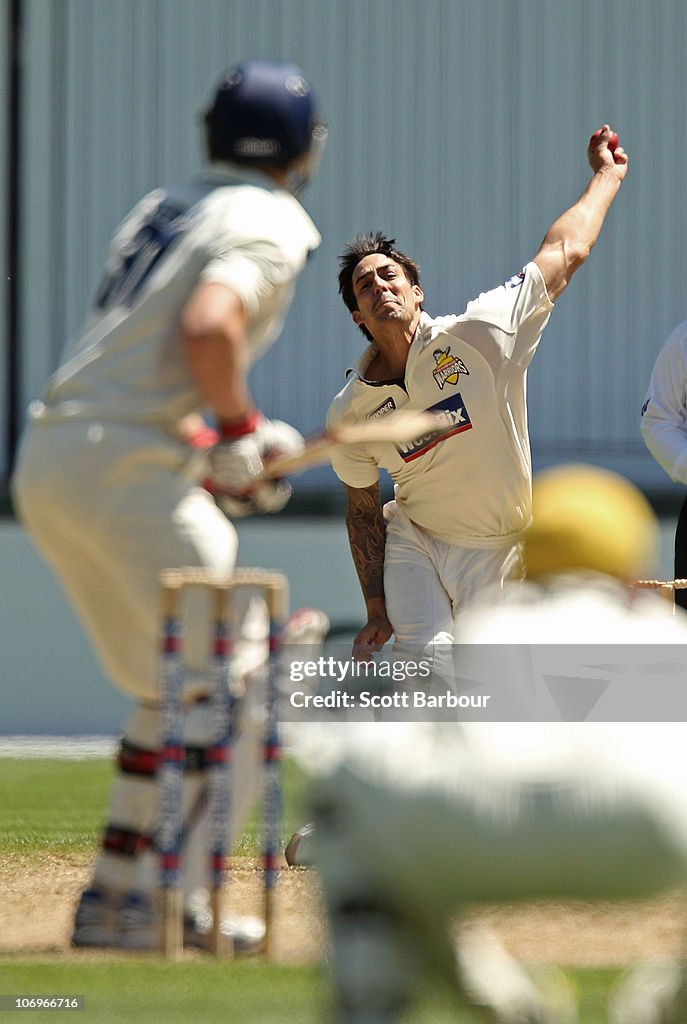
[345,482,386,603]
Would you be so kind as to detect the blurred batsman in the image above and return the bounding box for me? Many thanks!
[11,59,330,951]
[298,466,687,1023]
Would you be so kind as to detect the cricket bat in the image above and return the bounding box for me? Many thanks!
[261,409,444,479]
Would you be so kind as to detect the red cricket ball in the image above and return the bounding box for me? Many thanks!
[590,128,619,153]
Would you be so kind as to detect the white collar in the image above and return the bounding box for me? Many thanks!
[199,160,283,192]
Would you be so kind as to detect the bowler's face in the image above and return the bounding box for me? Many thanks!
[351,254,423,335]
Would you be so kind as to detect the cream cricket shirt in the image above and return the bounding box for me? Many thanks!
[327,262,554,547]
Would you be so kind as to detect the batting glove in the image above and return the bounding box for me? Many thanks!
[216,479,293,519]
[207,410,304,517]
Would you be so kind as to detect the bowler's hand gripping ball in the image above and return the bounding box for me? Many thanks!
[590,127,619,154]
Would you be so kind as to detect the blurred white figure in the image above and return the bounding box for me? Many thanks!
[299,465,687,1023]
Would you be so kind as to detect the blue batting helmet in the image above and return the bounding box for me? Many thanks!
[204,60,326,170]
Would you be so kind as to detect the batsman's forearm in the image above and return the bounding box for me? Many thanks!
[185,329,254,423]
[344,483,387,612]
[182,282,254,423]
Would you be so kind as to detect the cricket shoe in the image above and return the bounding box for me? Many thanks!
[119,891,265,954]
[72,886,264,954]
[71,889,156,951]
[71,886,120,948]
[284,822,316,867]
[71,887,165,951]
[183,888,265,955]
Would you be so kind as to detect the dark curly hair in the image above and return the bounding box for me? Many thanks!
[338,232,422,341]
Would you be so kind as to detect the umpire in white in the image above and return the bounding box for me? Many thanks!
[641,321,687,611]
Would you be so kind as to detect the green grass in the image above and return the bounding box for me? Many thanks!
[0,960,331,1024]
[0,759,114,854]
[0,757,622,1023]
[0,756,311,857]
[0,960,619,1023]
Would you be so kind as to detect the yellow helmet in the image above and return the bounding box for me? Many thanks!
[524,463,658,582]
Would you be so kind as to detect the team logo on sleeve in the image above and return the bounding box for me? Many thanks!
[397,393,472,462]
[368,397,397,420]
[432,347,469,390]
